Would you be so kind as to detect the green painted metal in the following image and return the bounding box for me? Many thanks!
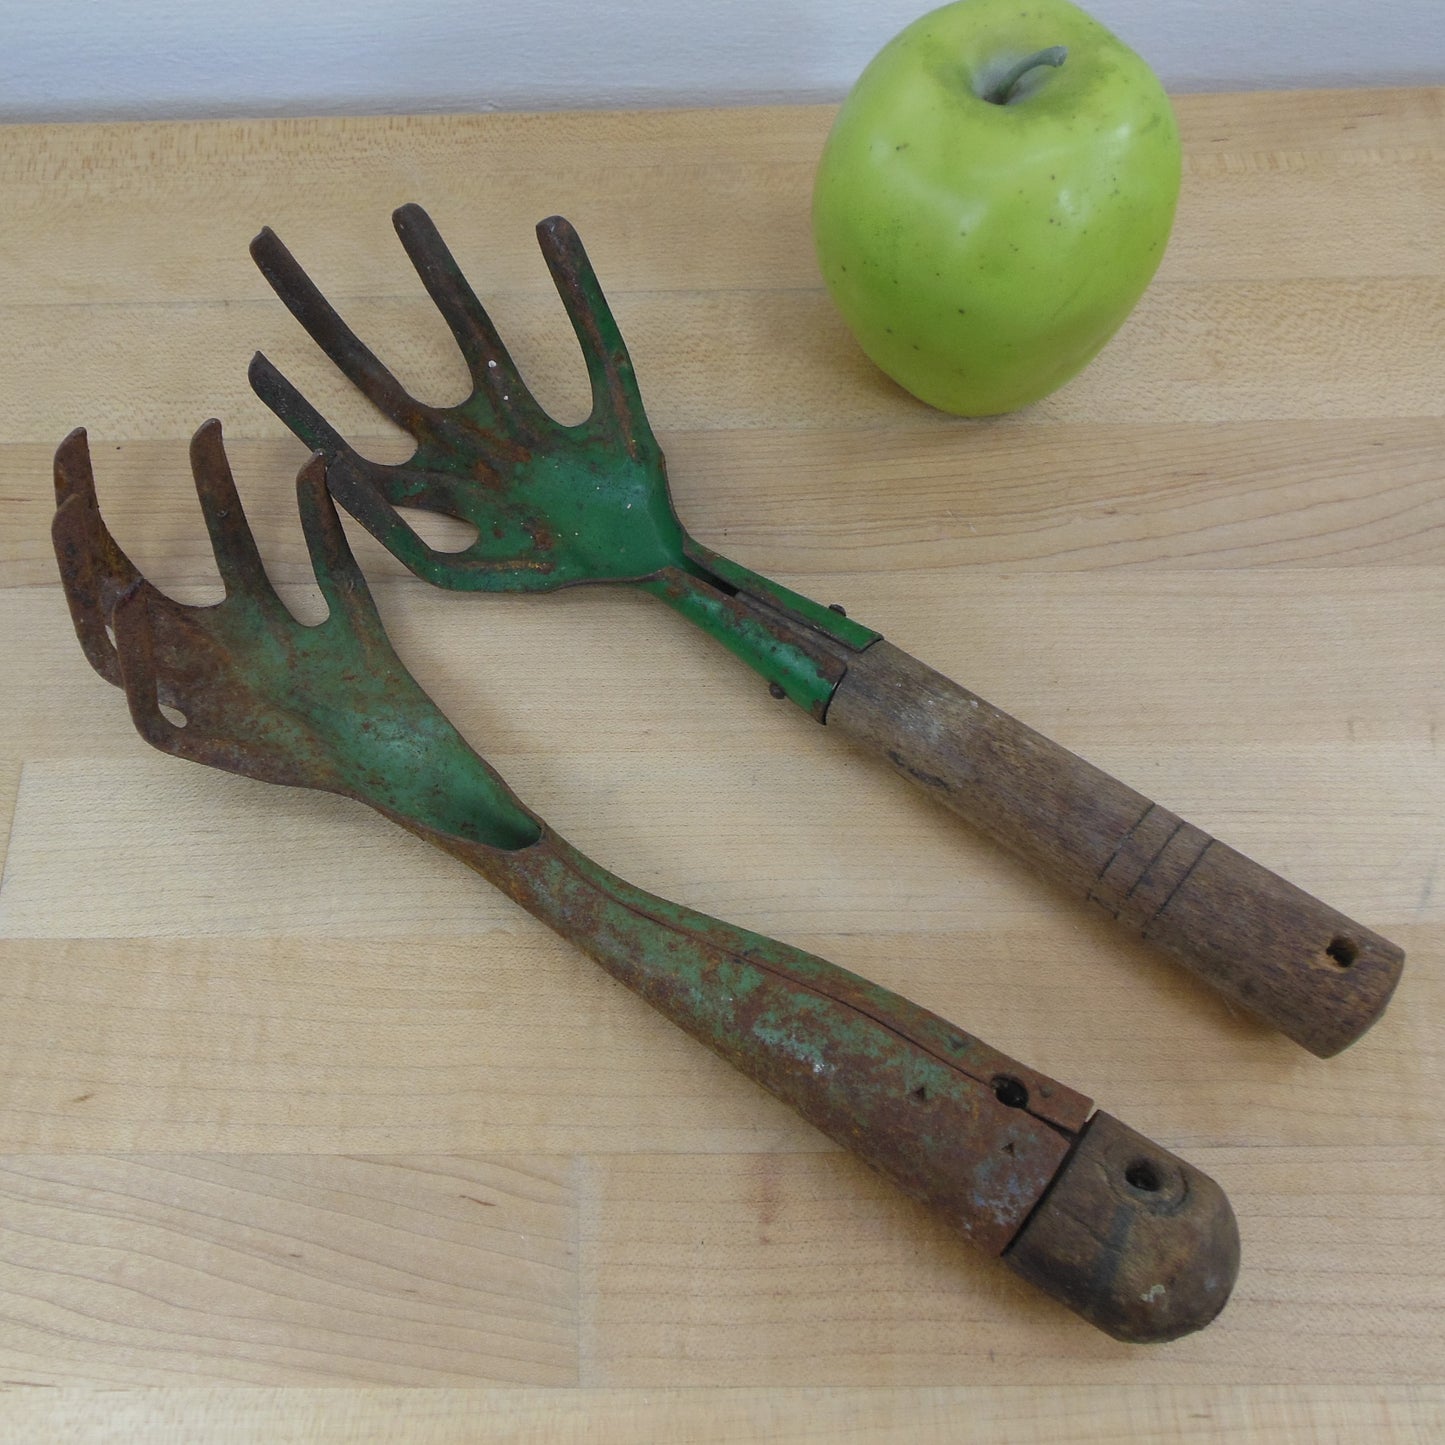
[638,566,842,718]
[291,393,691,594]
[681,539,878,652]
[247,206,878,719]
[53,423,541,851]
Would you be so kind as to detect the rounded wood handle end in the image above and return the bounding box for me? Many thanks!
[1003,1111,1239,1343]
[1131,833,1404,1057]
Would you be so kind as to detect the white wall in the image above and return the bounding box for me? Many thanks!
[1,0,1439,123]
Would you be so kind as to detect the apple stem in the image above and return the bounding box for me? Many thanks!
[985,46,1068,104]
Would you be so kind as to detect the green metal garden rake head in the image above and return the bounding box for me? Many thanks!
[249,205,877,718]
[249,206,692,592]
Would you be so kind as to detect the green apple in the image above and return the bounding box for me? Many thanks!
[812,0,1181,416]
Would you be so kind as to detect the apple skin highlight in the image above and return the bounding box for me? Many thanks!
[812,0,1181,416]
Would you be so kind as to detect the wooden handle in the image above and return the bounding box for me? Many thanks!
[1003,1111,1238,1343]
[826,641,1404,1057]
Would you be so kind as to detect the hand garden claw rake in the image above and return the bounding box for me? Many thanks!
[52,423,1239,1344]
[245,205,1404,1059]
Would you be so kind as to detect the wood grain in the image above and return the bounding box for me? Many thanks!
[1,88,1442,1438]
[0,1154,577,1385]
[1,1385,1440,1445]
[7,277,1444,448]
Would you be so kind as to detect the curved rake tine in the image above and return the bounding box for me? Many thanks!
[246,351,429,553]
[247,351,361,464]
[248,351,446,559]
[189,418,282,607]
[52,427,148,686]
[110,585,185,753]
[53,425,97,511]
[246,362,474,589]
[52,491,123,686]
[294,454,384,636]
[391,203,533,409]
[535,216,652,455]
[248,329,488,584]
[250,225,432,431]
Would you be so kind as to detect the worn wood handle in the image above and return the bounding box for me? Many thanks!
[826,641,1404,1057]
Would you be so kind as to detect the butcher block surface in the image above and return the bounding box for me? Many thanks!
[0,88,1442,1441]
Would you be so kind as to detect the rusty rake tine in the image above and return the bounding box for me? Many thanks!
[535,216,650,454]
[110,585,186,754]
[52,491,122,686]
[294,454,383,633]
[247,351,434,569]
[53,425,95,510]
[269,418,456,587]
[188,419,282,607]
[391,204,529,400]
[250,226,429,430]
[250,349,404,541]
[53,428,141,592]
[248,351,366,467]
[52,428,145,686]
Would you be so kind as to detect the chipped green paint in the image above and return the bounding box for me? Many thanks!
[247,205,878,723]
